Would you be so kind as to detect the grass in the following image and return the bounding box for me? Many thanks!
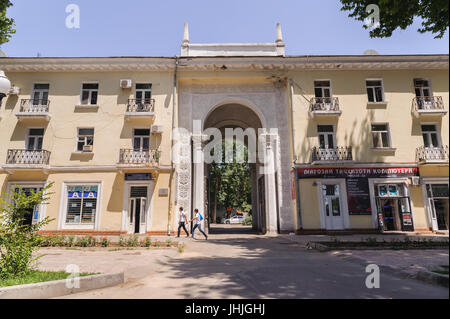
[0,270,93,288]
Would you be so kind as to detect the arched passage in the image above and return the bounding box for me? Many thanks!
[202,103,268,234]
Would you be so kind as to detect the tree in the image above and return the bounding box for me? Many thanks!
[341,0,449,39]
[208,139,252,222]
[0,0,15,45]
[0,183,53,279]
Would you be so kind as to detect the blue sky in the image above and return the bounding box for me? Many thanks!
[1,0,448,57]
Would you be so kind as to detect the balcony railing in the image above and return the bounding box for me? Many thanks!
[309,97,340,113]
[311,147,353,162]
[119,149,160,166]
[416,146,449,163]
[6,149,51,165]
[412,96,447,117]
[19,99,50,113]
[126,99,155,113]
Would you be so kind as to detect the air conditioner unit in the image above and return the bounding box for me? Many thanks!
[120,79,132,89]
[8,86,20,95]
[151,125,163,134]
[82,145,93,152]
[410,176,421,186]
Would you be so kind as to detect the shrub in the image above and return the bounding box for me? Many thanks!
[142,237,151,248]
[67,236,75,247]
[0,183,54,279]
[127,235,139,247]
[165,239,172,247]
[100,237,110,247]
[119,236,126,247]
[242,215,252,226]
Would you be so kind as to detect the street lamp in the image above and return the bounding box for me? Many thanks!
[0,70,11,106]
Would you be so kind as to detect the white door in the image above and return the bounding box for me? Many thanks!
[135,83,152,111]
[128,186,148,234]
[414,79,433,109]
[314,80,332,110]
[318,125,336,160]
[322,184,344,230]
[31,84,49,111]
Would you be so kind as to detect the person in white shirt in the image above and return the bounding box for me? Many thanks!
[177,207,189,238]
[189,208,208,240]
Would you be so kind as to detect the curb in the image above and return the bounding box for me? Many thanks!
[415,271,449,288]
[0,272,124,299]
[334,252,449,288]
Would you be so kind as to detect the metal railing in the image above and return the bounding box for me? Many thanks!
[412,96,445,112]
[6,149,51,165]
[20,99,50,113]
[119,149,161,165]
[126,99,155,113]
[416,146,449,162]
[310,97,340,112]
[311,146,353,162]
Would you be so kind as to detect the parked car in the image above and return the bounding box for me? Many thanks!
[223,215,245,224]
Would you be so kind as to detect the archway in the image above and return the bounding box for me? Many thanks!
[202,103,268,234]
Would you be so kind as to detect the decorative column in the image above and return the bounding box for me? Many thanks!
[261,132,279,235]
[192,133,208,216]
[181,22,190,56]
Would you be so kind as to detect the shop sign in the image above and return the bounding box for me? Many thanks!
[297,167,419,179]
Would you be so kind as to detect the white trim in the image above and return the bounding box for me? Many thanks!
[420,122,442,148]
[368,178,411,229]
[6,181,47,223]
[122,180,155,234]
[420,178,449,231]
[25,127,45,150]
[79,81,99,106]
[370,122,393,148]
[58,181,103,230]
[317,178,350,230]
[316,123,337,149]
[365,78,385,103]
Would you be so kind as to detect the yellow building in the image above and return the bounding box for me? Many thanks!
[0,24,448,235]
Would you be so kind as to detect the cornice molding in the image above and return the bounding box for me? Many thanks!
[0,55,447,72]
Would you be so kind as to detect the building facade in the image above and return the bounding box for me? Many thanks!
[0,25,448,235]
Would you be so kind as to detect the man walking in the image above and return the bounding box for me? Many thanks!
[177,207,189,238]
[190,209,208,240]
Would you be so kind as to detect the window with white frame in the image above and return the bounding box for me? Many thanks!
[317,125,335,149]
[65,184,99,224]
[77,128,94,152]
[366,80,384,102]
[371,124,391,148]
[421,124,441,148]
[414,78,432,98]
[27,128,44,150]
[135,83,152,102]
[314,81,332,100]
[80,83,99,105]
[32,84,50,105]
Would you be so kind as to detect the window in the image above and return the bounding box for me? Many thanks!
[317,125,335,149]
[77,128,94,152]
[135,83,152,102]
[421,124,441,148]
[314,81,332,101]
[81,83,99,105]
[27,128,44,150]
[414,78,432,98]
[366,80,384,102]
[371,124,391,148]
[65,185,99,224]
[32,84,49,105]
[133,129,150,151]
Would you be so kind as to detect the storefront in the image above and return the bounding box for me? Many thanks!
[297,166,420,232]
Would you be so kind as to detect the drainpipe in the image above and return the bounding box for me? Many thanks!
[167,56,179,236]
[288,78,302,230]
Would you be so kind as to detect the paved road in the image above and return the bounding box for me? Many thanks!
[62,226,448,299]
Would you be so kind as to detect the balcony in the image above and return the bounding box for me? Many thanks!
[124,99,155,121]
[311,147,353,164]
[4,149,51,171]
[412,96,447,118]
[416,146,449,164]
[118,149,160,168]
[309,97,341,117]
[16,99,51,121]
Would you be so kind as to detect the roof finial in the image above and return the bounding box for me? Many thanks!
[182,22,190,45]
[276,23,283,43]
